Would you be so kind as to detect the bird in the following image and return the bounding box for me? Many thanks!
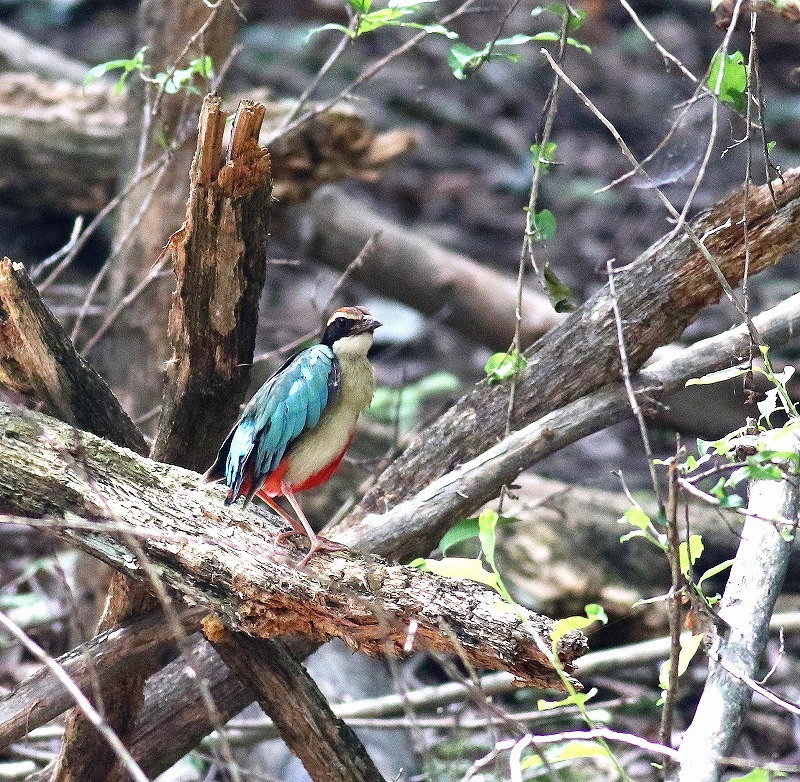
[203,306,381,565]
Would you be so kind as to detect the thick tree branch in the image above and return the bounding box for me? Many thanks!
[334,291,800,561]
[204,618,386,782]
[673,433,800,782]
[0,401,586,687]
[0,258,146,455]
[338,169,800,534]
[0,607,205,750]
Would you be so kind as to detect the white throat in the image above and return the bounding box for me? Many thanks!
[332,331,374,359]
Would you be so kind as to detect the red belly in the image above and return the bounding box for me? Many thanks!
[235,434,354,502]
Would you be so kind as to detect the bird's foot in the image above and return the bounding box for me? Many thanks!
[276,529,348,567]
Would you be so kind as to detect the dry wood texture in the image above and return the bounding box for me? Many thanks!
[0,401,586,688]
[151,94,270,470]
[0,258,146,454]
[334,169,800,548]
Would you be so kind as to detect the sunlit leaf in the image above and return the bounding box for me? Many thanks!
[478,508,499,570]
[552,604,607,643]
[422,557,499,588]
[685,365,749,386]
[659,633,705,690]
[537,687,597,711]
[679,534,704,576]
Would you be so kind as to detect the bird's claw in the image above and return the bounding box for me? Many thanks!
[276,529,348,566]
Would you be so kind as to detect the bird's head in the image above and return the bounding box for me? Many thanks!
[321,306,382,356]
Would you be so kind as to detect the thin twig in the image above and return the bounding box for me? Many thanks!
[265,0,479,145]
[0,611,150,782]
[540,49,763,348]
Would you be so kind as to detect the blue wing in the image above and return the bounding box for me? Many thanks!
[204,344,340,504]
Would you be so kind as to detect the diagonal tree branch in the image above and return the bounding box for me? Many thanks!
[334,168,800,539]
[0,258,146,455]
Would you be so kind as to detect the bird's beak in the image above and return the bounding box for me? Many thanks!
[353,316,382,334]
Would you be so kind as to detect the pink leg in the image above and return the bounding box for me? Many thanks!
[266,484,347,566]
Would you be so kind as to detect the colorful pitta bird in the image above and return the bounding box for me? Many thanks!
[204,306,381,565]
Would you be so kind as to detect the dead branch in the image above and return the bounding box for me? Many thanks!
[672,434,800,781]
[0,607,204,750]
[0,258,146,455]
[285,187,564,350]
[334,290,800,562]
[204,618,387,782]
[0,400,586,689]
[333,168,800,545]
[151,94,270,471]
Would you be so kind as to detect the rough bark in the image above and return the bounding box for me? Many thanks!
[205,617,387,782]
[285,187,564,350]
[0,401,586,688]
[0,258,145,454]
[335,168,800,533]
[51,94,272,782]
[151,94,270,470]
[0,607,205,750]
[0,75,124,213]
[334,290,800,562]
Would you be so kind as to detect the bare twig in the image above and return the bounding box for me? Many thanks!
[0,612,149,782]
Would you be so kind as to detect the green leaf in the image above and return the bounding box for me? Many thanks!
[622,505,651,531]
[531,208,557,241]
[552,604,607,643]
[408,557,427,569]
[306,22,355,40]
[537,688,597,711]
[659,633,705,689]
[494,33,539,46]
[400,22,459,38]
[767,140,776,153]
[707,50,747,111]
[531,3,587,32]
[698,558,734,586]
[478,508,499,570]
[83,46,148,94]
[679,534,704,576]
[439,517,480,555]
[422,557,499,588]
[685,365,749,386]
[528,30,591,53]
[530,141,558,172]
[542,266,575,313]
[439,516,517,555]
[728,770,770,782]
[485,349,527,383]
[551,739,610,761]
[448,42,482,79]
[349,0,372,11]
